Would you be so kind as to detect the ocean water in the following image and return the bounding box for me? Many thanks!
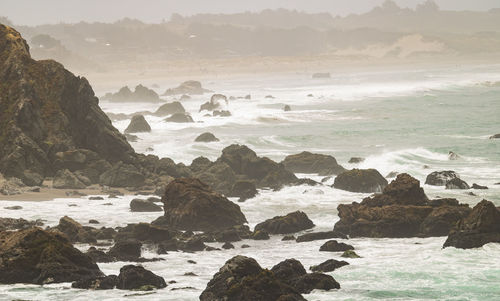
[1,64,500,300]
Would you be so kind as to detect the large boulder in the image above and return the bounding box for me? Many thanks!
[334,173,471,238]
[319,240,354,252]
[108,240,142,261]
[310,259,349,273]
[0,228,103,284]
[99,162,145,187]
[281,151,345,175]
[443,200,500,249]
[53,216,96,243]
[199,94,227,112]
[425,171,459,186]
[160,178,247,231]
[53,169,86,189]
[333,169,388,193]
[0,25,136,185]
[254,211,314,234]
[165,113,194,123]
[130,198,163,212]
[195,132,219,142]
[163,80,211,96]
[0,217,43,231]
[228,180,258,202]
[124,115,151,134]
[200,255,305,301]
[445,177,470,190]
[153,101,185,116]
[116,265,167,290]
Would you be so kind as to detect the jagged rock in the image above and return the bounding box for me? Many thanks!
[310,259,349,273]
[319,240,354,252]
[472,183,488,189]
[53,216,96,243]
[334,173,471,238]
[0,217,43,231]
[341,250,361,258]
[0,175,24,195]
[189,156,212,173]
[163,80,210,96]
[115,222,177,243]
[192,161,236,195]
[108,240,142,261]
[333,168,388,193]
[160,178,247,231]
[254,211,314,234]
[200,256,305,301]
[425,171,459,186]
[0,25,136,185]
[165,113,194,123]
[103,84,160,103]
[283,105,291,111]
[116,265,167,290]
[130,198,162,212]
[72,275,118,289]
[228,180,258,202]
[99,162,145,187]
[443,200,500,249]
[251,230,270,240]
[195,132,219,142]
[86,247,114,263]
[53,169,86,189]
[0,228,103,284]
[348,157,365,163]
[282,235,296,241]
[199,94,227,112]
[296,231,347,242]
[282,151,345,176]
[445,178,470,190]
[153,101,185,116]
[124,115,151,134]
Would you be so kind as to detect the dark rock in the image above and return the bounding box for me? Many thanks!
[200,94,227,112]
[472,183,488,189]
[213,110,231,117]
[282,151,345,175]
[265,95,275,99]
[310,259,349,273]
[124,133,139,142]
[99,162,145,187]
[72,275,118,290]
[445,178,470,189]
[334,173,471,238]
[115,223,177,243]
[296,231,347,242]
[241,244,250,248]
[21,170,44,186]
[0,228,103,284]
[348,157,365,164]
[53,216,96,243]
[53,169,86,189]
[189,156,212,173]
[319,240,354,252]
[222,242,235,249]
[165,113,194,123]
[163,80,210,96]
[4,205,22,210]
[103,84,160,103]
[425,171,460,186]
[130,198,163,212]
[124,115,151,134]
[0,217,43,231]
[88,219,99,224]
[333,168,388,193]
[443,200,500,249]
[115,265,167,290]
[86,247,114,263]
[341,250,361,258]
[153,101,185,116]
[199,255,305,301]
[108,240,142,261]
[193,161,236,195]
[195,132,219,142]
[283,105,291,111]
[89,196,104,200]
[254,211,314,234]
[282,235,296,241]
[251,230,270,240]
[490,134,500,139]
[161,178,247,231]
[229,180,258,202]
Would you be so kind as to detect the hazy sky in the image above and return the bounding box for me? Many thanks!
[1,0,499,26]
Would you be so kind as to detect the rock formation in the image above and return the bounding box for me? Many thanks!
[124,115,151,133]
[163,80,211,96]
[254,211,315,234]
[282,151,345,175]
[102,84,160,103]
[333,168,388,193]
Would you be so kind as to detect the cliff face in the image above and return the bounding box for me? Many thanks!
[0,24,135,183]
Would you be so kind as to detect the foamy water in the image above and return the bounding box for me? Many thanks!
[2,65,500,300]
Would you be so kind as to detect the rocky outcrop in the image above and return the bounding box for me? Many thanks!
[282,151,345,175]
[0,25,135,185]
[333,169,388,193]
[200,256,310,301]
[124,115,151,134]
[472,183,488,189]
[319,240,354,252]
[99,162,145,187]
[213,110,231,117]
[0,228,103,284]
[53,169,86,189]
[130,198,163,212]
[163,80,211,96]
[254,211,314,234]
[228,180,257,202]
[445,177,470,189]
[310,259,349,273]
[165,113,194,123]
[160,178,247,231]
[153,101,185,116]
[296,231,347,242]
[102,84,160,103]
[443,200,500,249]
[199,94,227,112]
[0,217,43,231]
[108,240,142,261]
[334,173,471,238]
[53,216,96,243]
[195,132,219,142]
[425,170,459,186]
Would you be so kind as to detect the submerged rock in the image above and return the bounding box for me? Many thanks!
[471,183,488,189]
[124,115,151,134]
[160,178,247,231]
[254,211,314,234]
[296,231,347,242]
[334,173,471,238]
[283,105,291,111]
[310,259,349,273]
[282,151,345,175]
[443,200,500,249]
[0,228,103,284]
[333,169,388,193]
[195,132,219,142]
[319,240,354,252]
